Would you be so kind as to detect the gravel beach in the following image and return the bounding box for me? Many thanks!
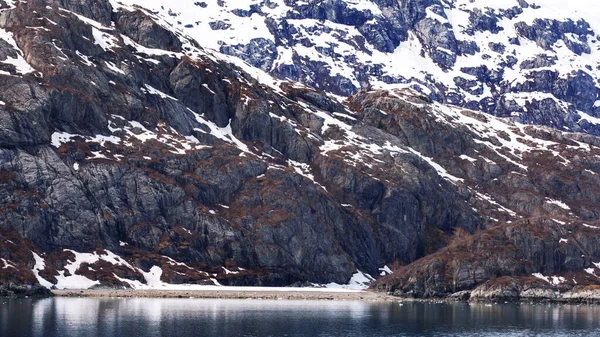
[52,288,396,301]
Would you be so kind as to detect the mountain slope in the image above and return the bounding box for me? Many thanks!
[0,0,600,301]
[0,0,477,293]
[122,0,600,135]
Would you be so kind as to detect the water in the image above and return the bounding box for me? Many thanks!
[1,298,600,337]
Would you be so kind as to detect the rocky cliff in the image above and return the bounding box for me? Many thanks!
[1,0,600,301]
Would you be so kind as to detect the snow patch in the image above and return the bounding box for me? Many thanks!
[31,252,54,289]
[379,265,393,276]
[53,249,136,290]
[325,270,375,290]
[546,198,571,210]
[0,28,36,75]
[532,273,566,286]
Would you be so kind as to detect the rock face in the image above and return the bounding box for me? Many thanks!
[0,0,481,291]
[131,0,600,136]
[1,0,600,300]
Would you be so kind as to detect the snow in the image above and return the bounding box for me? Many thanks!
[459,154,477,163]
[75,50,95,67]
[0,0,15,11]
[58,8,119,52]
[189,108,251,153]
[287,159,317,183]
[30,246,366,292]
[142,84,179,101]
[408,148,464,183]
[121,35,179,58]
[222,267,239,275]
[379,265,392,276]
[0,28,36,75]
[345,0,382,16]
[116,261,364,292]
[52,116,209,157]
[139,266,164,288]
[31,252,54,289]
[532,273,566,285]
[52,249,138,289]
[578,111,600,125]
[546,198,571,210]
[325,270,375,290]
[62,1,593,196]
[1,258,16,269]
[51,132,76,147]
[101,0,600,131]
[92,27,119,51]
[475,191,518,217]
[104,61,125,74]
[113,0,275,51]
[51,131,121,148]
[202,83,216,95]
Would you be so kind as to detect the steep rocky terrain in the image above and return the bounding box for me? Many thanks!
[131,0,600,135]
[1,0,600,302]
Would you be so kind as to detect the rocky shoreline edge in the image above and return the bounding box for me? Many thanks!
[50,289,397,302]
[42,288,600,305]
[387,288,600,305]
[3,288,600,306]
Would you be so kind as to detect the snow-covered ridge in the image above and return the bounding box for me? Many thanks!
[107,0,600,135]
[22,0,597,227]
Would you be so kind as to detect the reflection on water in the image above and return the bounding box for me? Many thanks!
[1,297,600,337]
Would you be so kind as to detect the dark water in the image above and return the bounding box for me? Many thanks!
[1,298,600,337]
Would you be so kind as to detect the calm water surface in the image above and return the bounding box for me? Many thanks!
[1,297,599,336]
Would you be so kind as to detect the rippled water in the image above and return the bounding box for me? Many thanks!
[1,297,600,336]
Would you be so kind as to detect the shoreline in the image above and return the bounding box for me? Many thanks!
[51,288,398,301]
[24,290,600,305]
